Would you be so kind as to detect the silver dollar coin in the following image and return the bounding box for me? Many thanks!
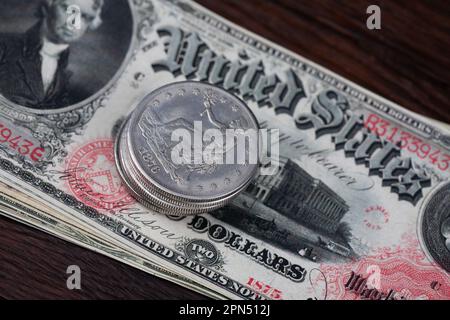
[115,81,259,215]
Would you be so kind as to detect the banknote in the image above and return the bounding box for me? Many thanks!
[0,0,449,300]
[0,183,226,299]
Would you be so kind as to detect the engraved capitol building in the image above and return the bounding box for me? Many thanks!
[213,159,355,262]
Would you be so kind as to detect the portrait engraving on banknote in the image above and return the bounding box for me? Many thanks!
[0,0,157,171]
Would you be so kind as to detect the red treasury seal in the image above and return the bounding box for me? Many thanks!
[66,139,134,211]
[363,205,390,231]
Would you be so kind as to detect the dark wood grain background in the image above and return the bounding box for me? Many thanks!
[0,0,449,299]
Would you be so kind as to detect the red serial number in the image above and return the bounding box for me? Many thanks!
[364,113,450,172]
[0,123,44,162]
[247,277,283,300]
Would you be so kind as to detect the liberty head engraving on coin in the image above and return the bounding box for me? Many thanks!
[115,81,259,215]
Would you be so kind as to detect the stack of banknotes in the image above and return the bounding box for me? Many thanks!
[0,0,449,299]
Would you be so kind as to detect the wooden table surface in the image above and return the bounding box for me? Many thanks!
[1,0,449,299]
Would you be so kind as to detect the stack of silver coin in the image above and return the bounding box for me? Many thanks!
[114,81,259,216]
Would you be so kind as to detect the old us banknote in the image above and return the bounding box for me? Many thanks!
[0,0,449,299]
[0,183,226,299]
